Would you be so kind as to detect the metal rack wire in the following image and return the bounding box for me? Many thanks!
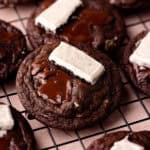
[0,3,150,150]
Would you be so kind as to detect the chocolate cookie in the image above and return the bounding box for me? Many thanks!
[109,0,150,9]
[16,41,122,130]
[121,31,150,96]
[27,0,125,56]
[0,20,27,81]
[0,104,35,149]
[87,131,150,150]
[0,0,39,5]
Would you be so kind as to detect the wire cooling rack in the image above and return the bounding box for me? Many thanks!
[0,3,150,150]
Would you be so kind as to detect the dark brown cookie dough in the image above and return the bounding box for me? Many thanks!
[121,31,150,96]
[27,0,125,56]
[87,131,150,150]
[109,0,150,9]
[0,104,35,150]
[16,40,122,130]
[0,20,27,81]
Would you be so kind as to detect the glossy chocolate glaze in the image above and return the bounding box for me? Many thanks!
[59,7,111,48]
[0,31,13,60]
[31,56,89,106]
[0,24,23,57]
[0,138,9,150]
[39,69,72,102]
[0,31,15,43]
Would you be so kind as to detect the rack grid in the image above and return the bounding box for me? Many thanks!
[0,3,150,150]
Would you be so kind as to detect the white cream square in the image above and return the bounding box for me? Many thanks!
[0,105,14,130]
[49,42,105,85]
[35,0,82,33]
[130,32,150,68]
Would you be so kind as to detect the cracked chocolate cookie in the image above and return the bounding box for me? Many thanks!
[0,20,27,81]
[27,0,125,56]
[0,104,35,150]
[121,31,150,96]
[16,41,122,130]
[87,131,150,150]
